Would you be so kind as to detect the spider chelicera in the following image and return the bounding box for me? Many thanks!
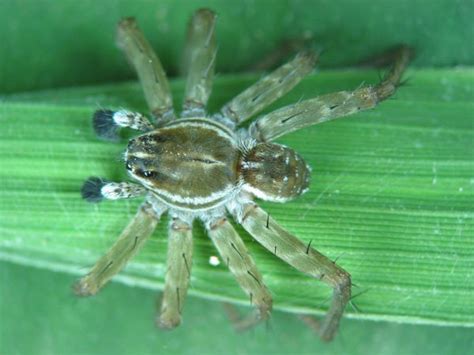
[76,8,410,341]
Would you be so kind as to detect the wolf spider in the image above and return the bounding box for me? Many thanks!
[76,8,410,341]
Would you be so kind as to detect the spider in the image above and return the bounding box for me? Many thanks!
[75,8,410,341]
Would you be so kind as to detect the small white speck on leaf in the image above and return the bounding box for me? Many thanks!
[209,255,220,266]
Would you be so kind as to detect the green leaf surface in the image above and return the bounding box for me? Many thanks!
[1,68,473,331]
[1,0,473,93]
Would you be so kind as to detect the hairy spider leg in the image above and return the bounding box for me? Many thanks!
[157,218,194,329]
[182,9,217,118]
[117,17,175,123]
[214,51,318,127]
[250,45,412,141]
[207,217,273,329]
[237,203,351,342]
[74,202,162,296]
[250,36,316,72]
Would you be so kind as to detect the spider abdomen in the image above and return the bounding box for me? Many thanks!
[126,118,240,210]
[241,143,311,202]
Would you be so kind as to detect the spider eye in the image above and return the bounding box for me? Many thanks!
[135,169,158,179]
[126,162,133,171]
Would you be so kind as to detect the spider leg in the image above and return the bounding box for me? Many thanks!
[356,44,414,68]
[298,314,322,332]
[249,45,412,141]
[250,36,316,72]
[74,202,161,296]
[117,18,175,123]
[92,109,154,141]
[157,217,193,329]
[221,302,274,331]
[206,217,272,329]
[214,51,318,127]
[181,9,217,118]
[235,203,350,341]
[80,177,146,203]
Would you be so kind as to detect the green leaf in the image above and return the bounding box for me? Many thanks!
[1,68,473,330]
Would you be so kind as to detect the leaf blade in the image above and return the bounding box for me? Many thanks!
[1,68,473,326]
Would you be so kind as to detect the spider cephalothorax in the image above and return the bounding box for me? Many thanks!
[76,8,410,341]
